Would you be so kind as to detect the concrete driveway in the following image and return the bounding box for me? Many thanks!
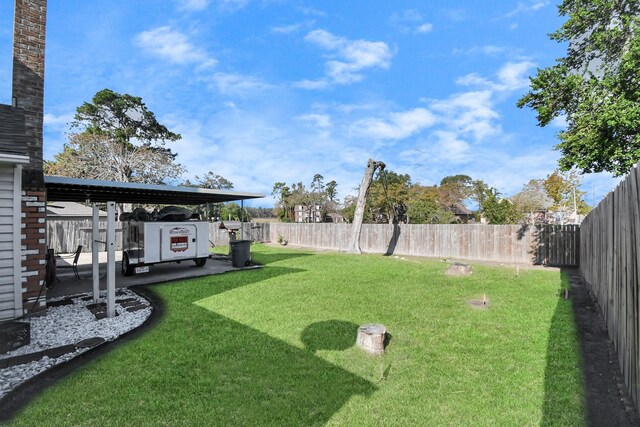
[47,251,260,299]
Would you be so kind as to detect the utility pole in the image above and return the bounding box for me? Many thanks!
[572,185,577,223]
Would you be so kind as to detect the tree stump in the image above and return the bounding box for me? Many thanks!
[356,324,387,355]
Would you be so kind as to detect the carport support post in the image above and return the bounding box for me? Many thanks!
[92,204,100,303]
[241,199,244,239]
[106,201,116,318]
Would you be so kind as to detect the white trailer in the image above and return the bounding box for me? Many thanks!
[121,220,209,276]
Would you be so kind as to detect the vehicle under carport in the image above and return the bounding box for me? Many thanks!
[45,176,263,318]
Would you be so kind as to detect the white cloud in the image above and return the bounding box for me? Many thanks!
[293,79,330,90]
[296,113,333,138]
[452,45,520,57]
[299,29,393,88]
[176,0,210,11]
[391,10,433,35]
[436,131,471,161]
[455,73,493,88]
[272,23,303,34]
[296,113,333,129]
[503,1,548,18]
[43,112,74,161]
[430,90,501,141]
[456,60,535,93]
[349,108,436,140]
[298,6,326,17]
[415,23,433,34]
[429,131,472,164]
[202,72,272,96]
[44,113,74,131]
[399,131,471,168]
[497,61,534,91]
[271,20,315,35]
[135,26,216,67]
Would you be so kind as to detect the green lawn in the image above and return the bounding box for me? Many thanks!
[10,245,585,426]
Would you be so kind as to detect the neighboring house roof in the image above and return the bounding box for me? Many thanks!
[46,201,107,218]
[0,105,30,156]
[449,203,473,216]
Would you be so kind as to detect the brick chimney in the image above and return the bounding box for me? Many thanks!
[12,0,47,315]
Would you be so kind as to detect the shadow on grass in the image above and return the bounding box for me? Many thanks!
[251,250,315,266]
[384,224,401,256]
[185,314,376,425]
[542,268,640,427]
[540,270,585,426]
[301,320,360,353]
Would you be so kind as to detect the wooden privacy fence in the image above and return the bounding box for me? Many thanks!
[536,224,580,266]
[580,163,640,413]
[48,220,124,253]
[263,222,579,266]
[208,222,269,246]
[48,220,579,266]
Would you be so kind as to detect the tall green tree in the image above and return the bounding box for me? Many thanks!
[220,202,251,222]
[510,179,552,219]
[272,182,292,221]
[271,175,338,222]
[408,184,458,224]
[45,132,184,184]
[341,195,357,223]
[480,189,520,225]
[74,88,181,146]
[325,180,338,202]
[543,169,591,215]
[184,172,233,190]
[368,170,412,223]
[518,1,640,176]
[439,174,473,206]
[45,89,184,184]
[183,171,234,220]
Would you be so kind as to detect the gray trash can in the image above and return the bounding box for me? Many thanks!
[230,240,251,267]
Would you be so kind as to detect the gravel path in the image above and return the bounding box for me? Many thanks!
[0,289,151,400]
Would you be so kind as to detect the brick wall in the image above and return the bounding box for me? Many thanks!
[12,0,48,315]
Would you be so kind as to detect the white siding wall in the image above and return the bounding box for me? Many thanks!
[0,164,17,320]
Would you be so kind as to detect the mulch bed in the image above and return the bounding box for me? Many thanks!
[0,287,163,423]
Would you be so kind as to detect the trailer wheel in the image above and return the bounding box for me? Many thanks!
[194,257,207,267]
[122,253,134,276]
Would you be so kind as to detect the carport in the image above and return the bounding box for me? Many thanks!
[45,176,263,318]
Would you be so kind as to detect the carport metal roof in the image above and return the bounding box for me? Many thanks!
[45,176,264,204]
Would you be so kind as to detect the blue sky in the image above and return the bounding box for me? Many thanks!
[0,0,622,206]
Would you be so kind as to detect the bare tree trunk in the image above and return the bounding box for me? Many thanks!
[347,159,385,254]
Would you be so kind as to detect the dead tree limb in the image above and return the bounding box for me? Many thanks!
[347,159,385,254]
